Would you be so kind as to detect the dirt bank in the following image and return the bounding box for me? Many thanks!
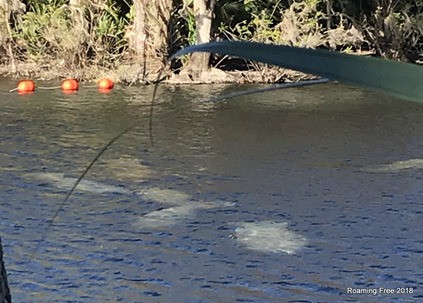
[0,60,317,85]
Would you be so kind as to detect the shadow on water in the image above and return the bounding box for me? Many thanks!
[0,80,422,302]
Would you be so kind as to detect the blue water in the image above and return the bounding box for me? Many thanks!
[0,80,422,302]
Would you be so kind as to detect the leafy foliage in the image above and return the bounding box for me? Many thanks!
[4,0,423,76]
[12,0,129,67]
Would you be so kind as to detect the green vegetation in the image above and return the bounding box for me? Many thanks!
[0,0,421,82]
[10,0,129,69]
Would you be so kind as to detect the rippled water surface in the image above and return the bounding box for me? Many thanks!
[1,80,422,302]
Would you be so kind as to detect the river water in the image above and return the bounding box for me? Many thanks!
[0,79,422,302]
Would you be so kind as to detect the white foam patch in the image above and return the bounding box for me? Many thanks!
[362,158,423,173]
[233,221,307,254]
[25,173,131,194]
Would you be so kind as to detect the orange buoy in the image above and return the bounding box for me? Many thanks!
[98,78,114,90]
[17,80,35,93]
[62,79,78,91]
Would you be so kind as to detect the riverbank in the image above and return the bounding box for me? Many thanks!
[1,1,420,86]
[0,60,319,85]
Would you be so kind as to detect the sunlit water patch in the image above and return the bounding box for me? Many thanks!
[99,155,156,181]
[233,221,308,254]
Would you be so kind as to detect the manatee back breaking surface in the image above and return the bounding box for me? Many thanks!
[234,221,308,254]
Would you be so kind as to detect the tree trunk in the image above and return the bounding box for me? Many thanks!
[0,237,11,303]
[133,0,147,64]
[132,0,172,77]
[183,0,215,80]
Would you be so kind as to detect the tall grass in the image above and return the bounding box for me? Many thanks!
[12,0,129,69]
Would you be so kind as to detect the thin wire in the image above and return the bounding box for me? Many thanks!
[9,86,62,92]
[10,84,103,93]
[149,68,167,145]
[37,86,62,90]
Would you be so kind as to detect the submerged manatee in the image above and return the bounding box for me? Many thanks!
[136,204,199,228]
[24,172,131,194]
[361,158,423,173]
[27,172,198,203]
[136,201,235,228]
[137,187,192,205]
[233,221,307,254]
[27,172,238,237]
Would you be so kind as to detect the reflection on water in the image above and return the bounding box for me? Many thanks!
[1,80,422,302]
[100,155,155,181]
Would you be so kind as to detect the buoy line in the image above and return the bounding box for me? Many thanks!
[10,78,115,94]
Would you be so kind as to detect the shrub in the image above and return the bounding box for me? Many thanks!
[12,0,129,68]
[362,0,423,61]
